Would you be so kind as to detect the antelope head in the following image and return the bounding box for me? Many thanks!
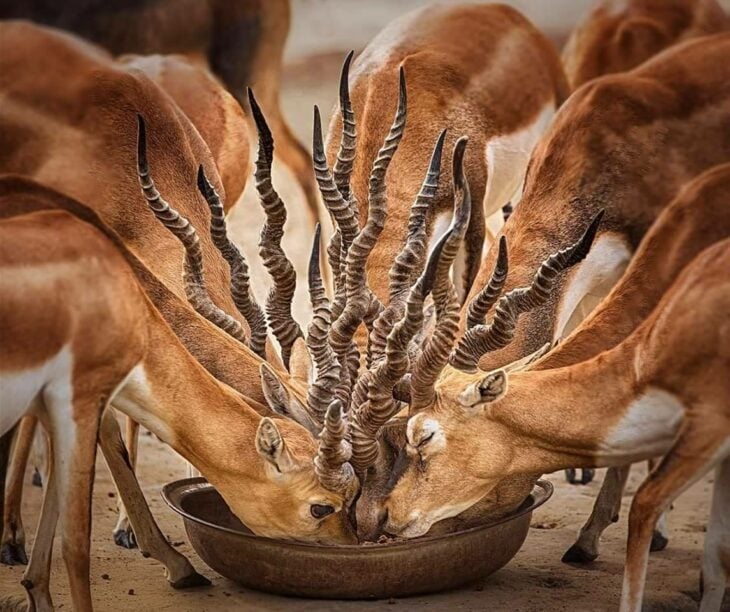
[136,115,356,543]
[382,211,604,538]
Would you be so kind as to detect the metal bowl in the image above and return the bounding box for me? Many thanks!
[162,477,553,599]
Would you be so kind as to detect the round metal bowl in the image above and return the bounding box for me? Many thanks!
[162,477,553,599]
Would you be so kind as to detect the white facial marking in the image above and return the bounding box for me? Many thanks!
[554,232,632,340]
[600,388,685,463]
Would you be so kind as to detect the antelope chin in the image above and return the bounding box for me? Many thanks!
[385,515,432,539]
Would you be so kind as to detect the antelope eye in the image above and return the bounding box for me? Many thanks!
[310,503,335,519]
[417,431,435,448]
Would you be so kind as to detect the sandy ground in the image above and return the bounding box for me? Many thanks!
[2,35,728,612]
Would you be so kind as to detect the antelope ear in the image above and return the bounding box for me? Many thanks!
[289,337,312,384]
[478,370,508,402]
[256,417,297,473]
[614,17,668,62]
[458,369,508,409]
[259,363,320,436]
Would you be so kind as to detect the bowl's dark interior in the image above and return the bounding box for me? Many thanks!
[179,488,254,535]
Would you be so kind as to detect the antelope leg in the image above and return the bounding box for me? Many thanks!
[1,416,37,566]
[98,409,210,589]
[112,414,139,549]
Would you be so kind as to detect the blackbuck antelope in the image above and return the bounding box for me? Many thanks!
[534,161,730,564]
[384,236,730,611]
[0,21,286,561]
[563,0,729,89]
[0,0,323,228]
[323,3,568,304]
[0,179,358,612]
[461,33,730,372]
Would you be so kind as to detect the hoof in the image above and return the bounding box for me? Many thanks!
[611,513,620,523]
[113,528,137,549]
[580,469,595,484]
[170,571,211,589]
[565,468,578,484]
[650,530,669,552]
[561,544,598,565]
[31,469,42,488]
[0,541,29,566]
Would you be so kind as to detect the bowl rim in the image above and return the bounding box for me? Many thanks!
[161,477,553,551]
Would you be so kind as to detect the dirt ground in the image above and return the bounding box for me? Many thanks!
[1,43,727,612]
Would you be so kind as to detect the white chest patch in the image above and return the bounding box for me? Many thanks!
[112,364,176,446]
[554,232,632,340]
[599,388,685,464]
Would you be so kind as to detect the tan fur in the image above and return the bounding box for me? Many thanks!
[0,0,322,228]
[325,4,568,303]
[387,239,730,610]
[0,189,354,610]
[563,0,729,89]
[464,33,730,371]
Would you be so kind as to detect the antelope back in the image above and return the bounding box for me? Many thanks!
[0,21,246,331]
[326,3,568,302]
[563,0,729,89]
[464,32,730,372]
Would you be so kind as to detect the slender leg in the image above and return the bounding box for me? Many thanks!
[646,458,671,552]
[1,416,37,565]
[699,457,730,612]
[47,391,101,612]
[112,415,139,548]
[0,424,18,564]
[98,410,210,588]
[620,429,725,612]
[20,448,59,612]
[563,465,630,563]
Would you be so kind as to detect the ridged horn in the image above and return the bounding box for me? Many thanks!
[248,89,304,369]
[349,230,445,474]
[313,105,359,250]
[314,400,356,496]
[450,210,605,372]
[197,166,268,358]
[328,69,408,401]
[136,115,249,345]
[465,236,509,329]
[369,129,446,365]
[333,50,356,200]
[410,137,471,411]
[306,224,341,424]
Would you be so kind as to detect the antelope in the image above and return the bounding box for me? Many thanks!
[563,0,729,90]
[534,161,730,564]
[383,233,730,611]
[0,0,323,228]
[459,32,730,373]
[323,3,569,305]
[0,20,293,558]
[0,179,357,612]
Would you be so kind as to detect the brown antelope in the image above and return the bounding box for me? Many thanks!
[338,32,730,535]
[0,180,357,611]
[563,0,729,90]
[0,19,306,558]
[459,33,730,373]
[323,3,569,305]
[0,0,323,227]
[384,234,730,611]
[524,161,730,563]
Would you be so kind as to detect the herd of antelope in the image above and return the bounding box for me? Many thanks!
[0,0,728,610]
